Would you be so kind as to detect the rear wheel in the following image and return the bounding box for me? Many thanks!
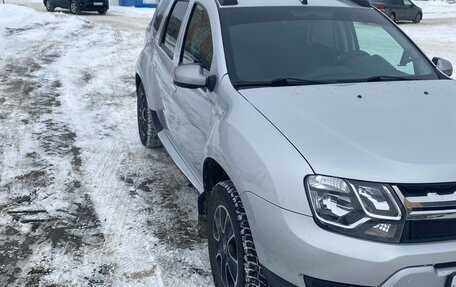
[137,82,162,148]
[45,0,55,12]
[413,13,422,23]
[98,9,107,15]
[70,0,80,14]
[208,181,268,287]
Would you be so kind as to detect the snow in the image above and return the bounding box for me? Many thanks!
[414,0,456,19]
[401,1,456,71]
[108,6,155,17]
[0,2,212,287]
[0,0,455,286]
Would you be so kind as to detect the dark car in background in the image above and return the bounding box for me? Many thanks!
[44,0,109,15]
[370,0,422,23]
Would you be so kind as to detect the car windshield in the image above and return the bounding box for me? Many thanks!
[220,6,438,87]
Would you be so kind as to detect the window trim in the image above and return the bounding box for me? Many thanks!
[151,0,170,38]
[179,2,214,73]
[160,0,189,59]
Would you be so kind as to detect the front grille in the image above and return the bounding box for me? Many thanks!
[304,276,371,287]
[396,183,456,197]
[393,183,456,243]
[401,218,456,243]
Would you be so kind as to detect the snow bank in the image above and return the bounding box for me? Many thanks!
[0,4,43,28]
[415,0,456,19]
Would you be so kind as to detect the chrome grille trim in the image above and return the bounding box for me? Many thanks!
[392,186,456,221]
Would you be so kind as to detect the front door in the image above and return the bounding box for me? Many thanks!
[170,3,216,174]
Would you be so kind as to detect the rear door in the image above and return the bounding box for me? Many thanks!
[394,0,408,20]
[152,0,190,142]
[142,0,170,110]
[403,0,417,20]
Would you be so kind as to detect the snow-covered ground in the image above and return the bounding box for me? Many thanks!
[400,1,456,70]
[0,3,213,287]
[0,1,455,286]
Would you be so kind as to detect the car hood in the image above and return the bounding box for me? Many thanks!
[239,80,456,183]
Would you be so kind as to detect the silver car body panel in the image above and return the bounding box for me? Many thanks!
[240,80,456,184]
[224,0,364,8]
[135,0,456,286]
[243,191,456,287]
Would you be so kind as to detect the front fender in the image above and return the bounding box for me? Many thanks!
[205,76,314,216]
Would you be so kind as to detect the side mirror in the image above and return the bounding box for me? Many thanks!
[432,57,453,77]
[173,64,216,91]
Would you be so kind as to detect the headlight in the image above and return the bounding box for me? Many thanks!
[305,175,404,243]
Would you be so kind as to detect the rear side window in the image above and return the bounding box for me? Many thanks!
[152,0,171,37]
[181,4,213,72]
[161,1,189,59]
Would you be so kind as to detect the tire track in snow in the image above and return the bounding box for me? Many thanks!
[1,4,213,286]
[0,9,108,286]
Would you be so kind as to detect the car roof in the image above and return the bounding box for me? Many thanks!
[217,0,372,8]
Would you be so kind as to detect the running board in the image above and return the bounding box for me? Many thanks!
[157,130,204,194]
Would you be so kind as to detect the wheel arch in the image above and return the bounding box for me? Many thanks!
[199,157,230,216]
[135,73,142,91]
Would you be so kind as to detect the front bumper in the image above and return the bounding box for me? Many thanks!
[242,192,456,287]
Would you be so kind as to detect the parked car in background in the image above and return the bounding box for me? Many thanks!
[370,0,423,23]
[43,0,109,15]
[136,0,455,286]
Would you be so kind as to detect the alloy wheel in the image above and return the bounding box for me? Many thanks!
[213,205,238,287]
[137,88,149,144]
[46,0,52,11]
[70,1,78,14]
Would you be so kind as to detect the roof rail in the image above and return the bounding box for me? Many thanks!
[218,0,238,5]
[350,0,371,7]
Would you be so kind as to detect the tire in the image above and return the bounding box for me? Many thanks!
[137,82,162,148]
[98,9,107,15]
[388,13,396,22]
[45,0,55,12]
[413,13,422,24]
[208,181,268,287]
[70,0,80,14]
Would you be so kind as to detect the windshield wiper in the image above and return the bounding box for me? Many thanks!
[234,78,329,88]
[270,78,330,86]
[365,75,412,82]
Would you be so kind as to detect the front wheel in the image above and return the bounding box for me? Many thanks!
[45,0,55,12]
[208,181,268,287]
[413,13,422,23]
[98,9,107,15]
[70,0,80,14]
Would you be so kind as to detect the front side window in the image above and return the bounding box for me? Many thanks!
[181,4,214,72]
[161,1,189,59]
[220,7,439,87]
